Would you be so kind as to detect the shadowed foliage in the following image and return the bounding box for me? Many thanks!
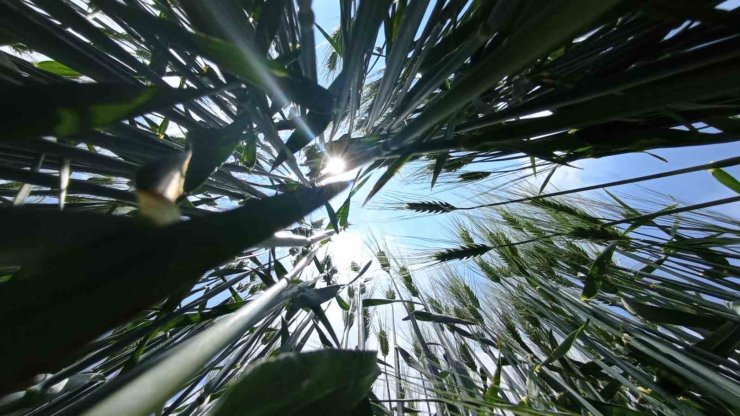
[0,0,738,415]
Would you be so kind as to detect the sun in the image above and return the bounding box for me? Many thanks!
[324,157,347,175]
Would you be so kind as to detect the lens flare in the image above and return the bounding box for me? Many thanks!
[324,157,347,175]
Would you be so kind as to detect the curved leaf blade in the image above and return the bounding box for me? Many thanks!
[0,182,347,394]
[210,350,378,416]
[0,84,210,141]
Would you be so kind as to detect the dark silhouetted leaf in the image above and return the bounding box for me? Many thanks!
[292,284,342,309]
[622,298,724,330]
[581,242,617,300]
[537,319,589,371]
[0,84,209,141]
[184,118,250,192]
[210,350,378,416]
[403,310,477,326]
[0,182,346,393]
[362,299,415,308]
[709,167,740,195]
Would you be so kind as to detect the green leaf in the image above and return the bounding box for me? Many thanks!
[403,310,477,326]
[348,260,373,286]
[325,202,340,233]
[399,1,621,142]
[622,298,725,330]
[431,151,449,189]
[272,48,303,68]
[536,319,589,371]
[364,153,412,205]
[367,0,429,126]
[333,0,389,117]
[291,284,342,309]
[485,348,503,403]
[336,198,351,229]
[273,112,332,169]
[0,84,209,141]
[396,346,427,374]
[184,118,250,193]
[581,242,617,300]
[255,0,288,53]
[273,259,289,278]
[0,182,347,393]
[539,165,558,194]
[210,350,378,416]
[362,299,415,308]
[34,60,82,77]
[156,117,169,138]
[709,167,740,195]
[94,0,333,113]
[529,155,537,176]
[335,295,351,311]
[586,400,654,416]
[315,22,343,55]
[623,204,676,235]
[242,131,257,169]
[336,169,369,229]
[148,42,169,76]
[694,321,740,358]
